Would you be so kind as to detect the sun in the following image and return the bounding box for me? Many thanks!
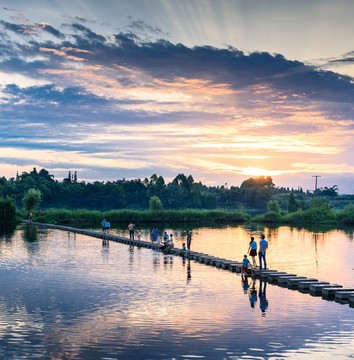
[242,167,283,177]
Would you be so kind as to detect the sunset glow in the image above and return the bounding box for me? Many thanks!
[1,0,354,192]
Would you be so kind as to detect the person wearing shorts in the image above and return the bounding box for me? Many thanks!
[241,255,251,274]
[248,237,257,268]
[128,223,135,240]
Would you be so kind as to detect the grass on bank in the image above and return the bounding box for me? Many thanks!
[253,202,354,225]
[33,208,251,225]
[26,201,354,227]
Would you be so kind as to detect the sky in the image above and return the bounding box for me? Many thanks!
[1,0,354,193]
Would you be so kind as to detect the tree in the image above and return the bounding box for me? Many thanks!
[0,196,16,223]
[267,200,281,213]
[288,192,298,213]
[22,188,42,213]
[149,196,163,211]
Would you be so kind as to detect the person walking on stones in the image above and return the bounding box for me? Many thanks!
[151,226,159,242]
[258,234,268,270]
[241,254,251,275]
[248,236,257,269]
[137,227,142,241]
[128,222,135,240]
[101,219,107,233]
[186,231,192,251]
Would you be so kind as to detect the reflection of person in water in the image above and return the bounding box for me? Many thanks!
[259,280,269,315]
[242,273,249,294]
[249,279,258,308]
[187,259,191,285]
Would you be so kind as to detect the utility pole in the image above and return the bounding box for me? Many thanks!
[312,175,321,197]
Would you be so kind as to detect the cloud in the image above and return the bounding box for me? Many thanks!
[0,20,65,39]
[37,23,65,39]
[127,16,167,36]
[70,23,106,43]
[1,19,354,190]
[1,19,354,107]
[0,19,38,35]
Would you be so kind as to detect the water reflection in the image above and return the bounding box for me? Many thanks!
[259,280,268,315]
[23,223,38,242]
[0,227,354,359]
[0,222,16,239]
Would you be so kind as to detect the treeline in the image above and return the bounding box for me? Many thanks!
[1,168,283,211]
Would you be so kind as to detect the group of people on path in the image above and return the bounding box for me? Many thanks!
[128,223,192,254]
[101,219,111,234]
[241,234,269,275]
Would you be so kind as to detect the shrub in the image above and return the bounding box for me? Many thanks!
[253,211,282,223]
[337,204,354,224]
[267,200,281,213]
[0,196,17,223]
[287,192,298,213]
[149,196,163,211]
[22,188,42,214]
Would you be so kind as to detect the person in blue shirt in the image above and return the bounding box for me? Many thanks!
[151,226,159,242]
[106,221,110,234]
[101,219,106,233]
[241,255,251,274]
[248,236,257,268]
[258,234,269,270]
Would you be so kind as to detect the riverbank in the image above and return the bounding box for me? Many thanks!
[33,208,251,225]
[28,204,354,227]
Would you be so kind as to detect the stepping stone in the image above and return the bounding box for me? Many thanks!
[349,294,354,308]
[298,280,320,290]
[227,262,242,272]
[259,270,281,279]
[323,287,354,297]
[287,277,314,288]
[335,291,354,301]
[279,276,307,286]
[221,260,238,269]
[209,258,224,266]
[277,275,299,285]
[267,272,292,282]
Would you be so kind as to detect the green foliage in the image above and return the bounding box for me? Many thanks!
[240,176,274,208]
[283,199,336,224]
[336,204,354,224]
[149,196,163,211]
[35,208,251,225]
[0,167,349,215]
[22,188,42,213]
[287,192,298,213]
[0,196,17,223]
[253,211,282,223]
[267,200,281,213]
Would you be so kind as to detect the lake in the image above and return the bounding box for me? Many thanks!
[0,224,353,359]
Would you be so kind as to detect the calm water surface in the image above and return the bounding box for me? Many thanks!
[107,224,354,287]
[0,224,353,359]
